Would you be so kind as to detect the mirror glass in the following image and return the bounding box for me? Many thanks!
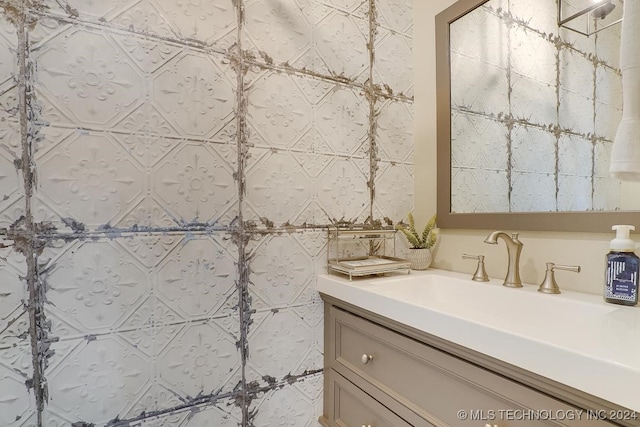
[436,0,640,232]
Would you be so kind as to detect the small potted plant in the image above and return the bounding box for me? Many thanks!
[396,213,438,270]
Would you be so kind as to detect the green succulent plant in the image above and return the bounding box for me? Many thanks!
[396,213,438,249]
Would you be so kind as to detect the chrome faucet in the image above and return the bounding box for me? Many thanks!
[484,231,523,288]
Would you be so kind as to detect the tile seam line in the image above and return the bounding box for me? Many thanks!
[7,1,48,425]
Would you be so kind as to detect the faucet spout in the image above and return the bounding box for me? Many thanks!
[484,231,523,288]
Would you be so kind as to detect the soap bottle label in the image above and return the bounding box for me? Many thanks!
[605,253,639,305]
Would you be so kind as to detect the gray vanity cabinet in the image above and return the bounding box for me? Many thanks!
[320,296,627,427]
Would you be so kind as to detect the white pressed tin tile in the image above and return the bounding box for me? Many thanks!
[559,27,596,59]
[594,140,613,180]
[449,3,507,69]
[0,310,31,377]
[45,239,151,334]
[0,241,26,334]
[0,145,23,222]
[509,0,557,36]
[35,130,144,230]
[451,167,509,213]
[250,373,323,427]
[595,24,621,69]
[244,147,313,228]
[178,400,242,427]
[376,99,413,163]
[511,27,557,87]
[595,102,621,142]
[376,0,413,35]
[314,85,368,156]
[125,398,242,426]
[246,72,312,149]
[119,233,182,269]
[314,10,369,83]
[46,335,152,425]
[152,51,236,139]
[450,111,508,170]
[511,124,556,174]
[291,302,324,373]
[0,361,36,426]
[558,89,594,135]
[373,161,413,224]
[594,177,620,211]
[0,115,20,161]
[373,27,413,98]
[110,0,177,40]
[558,174,592,211]
[42,0,136,21]
[153,0,237,48]
[111,104,182,156]
[248,232,315,311]
[558,134,593,177]
[595,64,622,110]
[157,320,240,400]
[323,0,368,18]
[156,234,238,320]
[247,308,314,381]
[450,53,508,117]
[33,27,144,128]
[316,156,369,223]
[114,33,182,77]
[510,73,557,127]
[510,171,556,212]
[243,0,312,68]
[152,143,238,225]
[560,48,595,100]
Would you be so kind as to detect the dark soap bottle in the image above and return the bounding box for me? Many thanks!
[605,225,639,306]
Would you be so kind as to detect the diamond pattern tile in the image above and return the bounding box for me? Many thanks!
[315,11,369,82]
[376,99,414,163]
[249,233,315,311]
[373,162,413,223]
[153,52,236,138]
[152,144,237,225]
[34,27,144,127]
[156,235,238,320]
[243,0,312,68]
[247,72,312,149]
[46,335,152,425]
[247,308,314,381]
[244,148,312,227]
[0,361,36,426]
[373,28,413,98]
[158,320,240,399]
[250,373,323,427]
[36,131,144,229]
[45,240,151,333]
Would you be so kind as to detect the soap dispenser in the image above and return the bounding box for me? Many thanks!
[605,225,639,306]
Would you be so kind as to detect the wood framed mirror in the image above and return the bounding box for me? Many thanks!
[435,0,640,232]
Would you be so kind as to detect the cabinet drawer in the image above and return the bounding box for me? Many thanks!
[330,306,616,427]
[325,369,419,427]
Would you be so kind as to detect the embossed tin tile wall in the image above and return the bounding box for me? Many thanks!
[0,0,413,426]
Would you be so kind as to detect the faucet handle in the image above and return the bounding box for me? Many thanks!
[538,262,581,294]
[462,253,489,282]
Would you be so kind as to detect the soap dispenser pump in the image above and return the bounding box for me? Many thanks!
[605,225,639,306]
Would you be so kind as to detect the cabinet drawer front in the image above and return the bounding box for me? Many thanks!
[327,369,417,427]
[330,307,615,427]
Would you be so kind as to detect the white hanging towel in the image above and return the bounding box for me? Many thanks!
[610,0,640,181]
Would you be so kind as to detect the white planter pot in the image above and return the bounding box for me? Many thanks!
[408,248,432,270]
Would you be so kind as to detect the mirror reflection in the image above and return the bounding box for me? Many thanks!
[449,0,637,214]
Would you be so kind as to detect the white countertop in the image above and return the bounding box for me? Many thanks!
[317,269,640,412]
